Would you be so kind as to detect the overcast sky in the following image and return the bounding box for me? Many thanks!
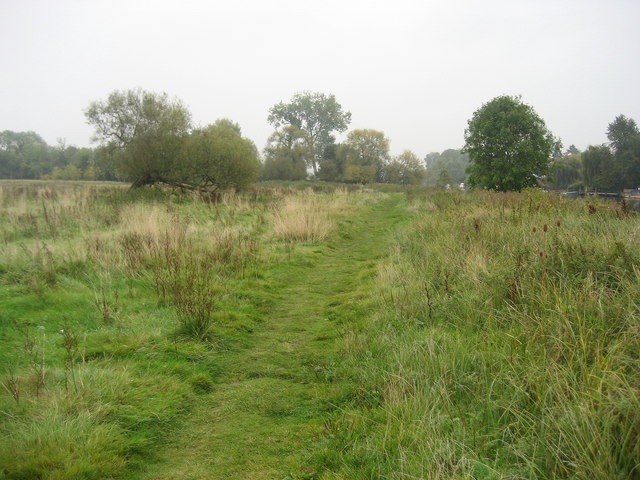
[1,0,639,157]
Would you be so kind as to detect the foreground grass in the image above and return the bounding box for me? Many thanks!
[321,189,639,479]
[1,183,638,479]
[133,194,408,479]
[0,181,383,479]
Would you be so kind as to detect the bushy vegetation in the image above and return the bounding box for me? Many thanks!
[0,130,118,180]
[86,89,261,190]
[550,114,640,192]
[321,189,639,479]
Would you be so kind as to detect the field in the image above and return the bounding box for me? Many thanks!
[0,182,638,479]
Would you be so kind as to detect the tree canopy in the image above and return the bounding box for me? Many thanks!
[464,95,556,192]
[383,150,426,185]
[549,153,582,190]
[182,123,260,190]
[424,149,469,187]
[545,114,640,192]
[261,126,309,181]
[0,130,47,153]
[0,130,117,180]
[339,129,390,184]
[9,86,638,194]
[86,89,258,191]
[268,91,351,176]
[85,88,192,188]
[581,145,616,191]
[607,115,639,154]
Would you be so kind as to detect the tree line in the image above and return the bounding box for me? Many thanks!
[0,131,118,181]
[262,91,426,185]
[438,95,639,193]
[1,88,637,192]
[85,89,260,190]
[1,89,262,190]
[549,115,640,192]
[423,149,469,187]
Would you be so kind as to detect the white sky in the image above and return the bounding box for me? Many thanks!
[1,0,639,158]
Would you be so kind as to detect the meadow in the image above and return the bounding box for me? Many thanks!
[0,182,638,479]
[323,189,640,479]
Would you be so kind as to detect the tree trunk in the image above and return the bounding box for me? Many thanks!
[129,176,153,189]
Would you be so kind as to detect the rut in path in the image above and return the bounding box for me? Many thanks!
[133,195,408,480]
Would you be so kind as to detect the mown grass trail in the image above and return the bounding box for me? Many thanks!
[132,194,409,479]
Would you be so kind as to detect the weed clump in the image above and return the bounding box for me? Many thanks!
[170,261,218,340]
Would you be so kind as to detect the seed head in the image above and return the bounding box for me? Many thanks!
[543,224,548,232]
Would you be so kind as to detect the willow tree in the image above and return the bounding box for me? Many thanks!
[181,123,260,191]
[85,88,191,188]
[86,89,259,191]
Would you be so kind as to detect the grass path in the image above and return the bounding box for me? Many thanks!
[131,194,409,479]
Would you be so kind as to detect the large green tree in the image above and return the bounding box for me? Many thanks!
[267,91,351,176]
[85,88,192,188]
[607,115,639,154]
[181,122,260,191]
[463,95,556,192]
[607,115,640,190]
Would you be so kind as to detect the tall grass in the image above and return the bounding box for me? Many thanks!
[327,189,640,479]
[0,180,370,479]
[272,188,350,242]
[0,364,190,480]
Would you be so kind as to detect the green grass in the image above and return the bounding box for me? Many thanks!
[317,189,640,479]
[0,181,398,479]
[0,182,638,479]
[131,194,409,479]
